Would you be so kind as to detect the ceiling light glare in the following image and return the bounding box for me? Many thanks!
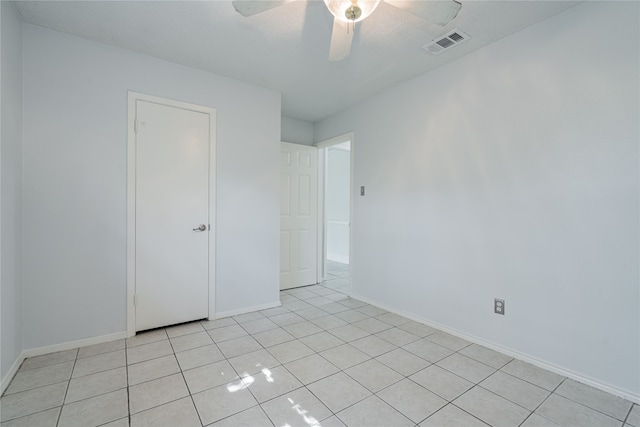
[324,0,382,23]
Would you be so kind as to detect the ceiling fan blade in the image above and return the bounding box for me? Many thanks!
[384,0,462,26]
[329,18,354,62]
[232,0,287,17]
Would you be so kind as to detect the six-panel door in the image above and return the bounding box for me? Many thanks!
[280,142,318,290]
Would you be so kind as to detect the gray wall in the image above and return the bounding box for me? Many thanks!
[21,25,282,349]
[282,116,314,146]
[315,2,639,398]
[1,1,24,382]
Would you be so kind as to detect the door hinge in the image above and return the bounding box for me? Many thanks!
[134,294,138,307]
[134,119,138,134]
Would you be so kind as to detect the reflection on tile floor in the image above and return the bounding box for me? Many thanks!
[1,262,638,426]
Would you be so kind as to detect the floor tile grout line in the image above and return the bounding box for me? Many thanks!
[472,382,543,417]
[410,397,456,426]
[0,406,57,425]
[2,375,73,398]
[55,349,78,427]
[127,328,204,426]
[128,394,200,424]
[124,343,132,427]
[218,347,303,423]
[516,378,567,427]
[374,382,442,426]
[126,346,174,368]
[455,348,513,371]
[622,404,634,425]
[9,354,75,375]
[449,400,498,427]
[433,356,497,383]
[545,379,633,424]
[76,346,125,361]
[204,401,273,427]
[496,360,566,394]
[311,378,402,424]
[255,403,278,427]
[490,368,555,394]
[302,379,361,423]
[2,360,129,423]
[291,350,352,386]
[456,384,531,427]
[150,331,204,426]
[51,371,129,407]
[340,361,404,396]
[251,364,306,405]
[3,360,78,396]
[553,379,635,422]
[517,411,540,427]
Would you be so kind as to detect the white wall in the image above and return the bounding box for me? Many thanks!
[22,25,281,349]
[1,1,24,381]
[315,2,639,399]
[326,148,350,263]
[282,116,314,146]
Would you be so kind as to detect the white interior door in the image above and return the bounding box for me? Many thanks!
[280,142,318,290]
[135,99,210,331]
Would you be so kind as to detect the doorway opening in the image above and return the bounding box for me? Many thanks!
[317,133,353,295]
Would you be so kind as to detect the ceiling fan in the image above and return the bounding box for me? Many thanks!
[231,0,462,61]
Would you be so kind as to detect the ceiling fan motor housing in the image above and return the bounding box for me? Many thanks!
[345,4,362,21]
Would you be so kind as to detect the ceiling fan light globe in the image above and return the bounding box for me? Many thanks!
[324,0,382,23]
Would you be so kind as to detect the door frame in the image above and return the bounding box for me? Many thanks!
[127,91,216,337]
[315,132,354,285]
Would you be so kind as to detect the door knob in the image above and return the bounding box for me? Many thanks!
[193,224,207,232]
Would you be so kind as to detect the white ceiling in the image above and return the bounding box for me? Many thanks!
[14,0,580,122]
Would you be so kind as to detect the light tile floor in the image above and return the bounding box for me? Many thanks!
[2,262,638,426]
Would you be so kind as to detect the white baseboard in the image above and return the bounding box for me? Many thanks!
[1,350,27,395]
[1,302,282,394]
[350,292,640,404]
[214,300,281,319]
[22,331,129,359]
[1,330,128,395]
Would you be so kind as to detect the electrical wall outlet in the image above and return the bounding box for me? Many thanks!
[494,299,505,315]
